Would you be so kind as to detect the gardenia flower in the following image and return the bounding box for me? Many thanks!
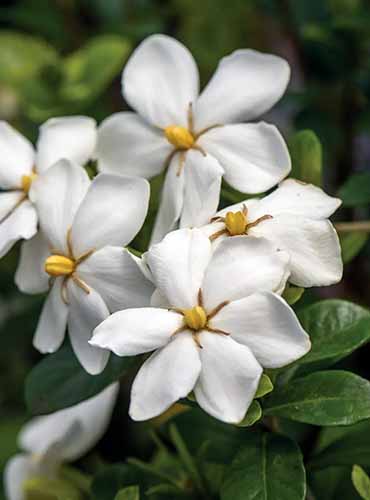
[202,179,343,287]
[0,116,96,266]
[97,34,292,244]
[21,159,153,375]
[91,229,310,424]
[4,383,118,500]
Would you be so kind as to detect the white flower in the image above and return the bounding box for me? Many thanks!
[22,159,153,375]
[91,229,310,424]
[0,116,97,265]
[202,179,343,287]
[96,34,291,244]
[4,383,118,500]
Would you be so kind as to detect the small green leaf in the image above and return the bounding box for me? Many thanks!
[255,374,274,398]
[114,486,140,500]
[339,173,370,207]
[25,343,136,414]
[282,284,305,305]
[146,484,188,497]
[220,432,306,500]
[352,466,370,500]
[237,401,262,427]
[289,130,322,186]
[264,371,370,426]
[340,231,369,263]
[91,464,147,500]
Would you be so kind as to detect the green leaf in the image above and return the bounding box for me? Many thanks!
[220,432,306,500]
[25,343,136,414]
[0,30,59,88]
[237,401,262,427]
[339,173,370,207]
[264,371,370,426]
[289,130,322,186]
[282,284,305,306]
[255,374,274,399]
[352,466,370,500]
[295,300,370,374]
[145,484,188,497]
[91,464,147,500]
[62,35,131,103]
[340,231,369,263]
[114,486,140,500]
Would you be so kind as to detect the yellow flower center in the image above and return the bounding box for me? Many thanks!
[45,255,75,277]
[164,125,195,149]
[21,172,38,194]
[225,210,248,236]
[183,306,208,331]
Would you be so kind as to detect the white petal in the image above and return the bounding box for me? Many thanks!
[97,112,171,178]
[129,331,201,420]
[251,215,343,287]
[253,178,342,219]
[15,232,50,294]
[147,228,212,309]
[0,121,35,189]
[71,174,149,256]
[0,200,38,258]
[91,307,183,356]
[67,280,110,375]
[211,292,311,368]
[78,247,154,312]
[123,34,199,128]
[198,122,291,193]
[202,236,289,311]
[0,191,24,219]
[194,333,262,423]
[180,150,224,228]
[193,49,290,130]
[31,159,90,254]
[150,153,185,245]
[19,383,119,461]
[33,278,68,353]
[4,454,35,500]
[214,198,260,219]
[36,116,97,173]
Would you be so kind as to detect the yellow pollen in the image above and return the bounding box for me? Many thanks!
[45,255,75,277]
[164,125,195,149]
[183,306,207,331]
[21,172,38,194]
[225,210,248,236]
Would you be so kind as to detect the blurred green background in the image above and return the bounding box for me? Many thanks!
[0,0,370,497]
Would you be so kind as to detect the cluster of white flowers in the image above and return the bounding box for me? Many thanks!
[3,34,343,499]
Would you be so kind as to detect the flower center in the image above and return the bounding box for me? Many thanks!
[164,125,195,149]
[183,306,208,331]
[225,210,248,236]
[21,171,38,194]
[44,255,75,277]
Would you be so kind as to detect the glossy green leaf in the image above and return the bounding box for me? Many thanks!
[339,173,370,207]
[340,231,369,263]
[352,465,370,500]
[220,432,306,500]
[289,130,322,186]
[255,374,274,398]
[25,343,136,414]
[114,486,140,500]
[237,401,262,427]
[264,371,370,426]
[295,300,370,374]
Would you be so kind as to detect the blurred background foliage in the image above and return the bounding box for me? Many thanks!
[0,0,370,498]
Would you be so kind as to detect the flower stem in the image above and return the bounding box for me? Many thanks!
[335,221,370,233]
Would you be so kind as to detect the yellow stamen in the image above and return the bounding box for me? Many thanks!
[45,255,75,277]
[225,210,248,236]
[164,125,194,149]
[183,306,207,331]
[21,172,38,194]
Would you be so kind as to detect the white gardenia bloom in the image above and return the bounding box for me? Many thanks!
[4,383,118,500]
[22,159,154,375]
[201,179,343,287]
[0,116,97,266]
[91,229,310,424]
[97,34,292,243]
